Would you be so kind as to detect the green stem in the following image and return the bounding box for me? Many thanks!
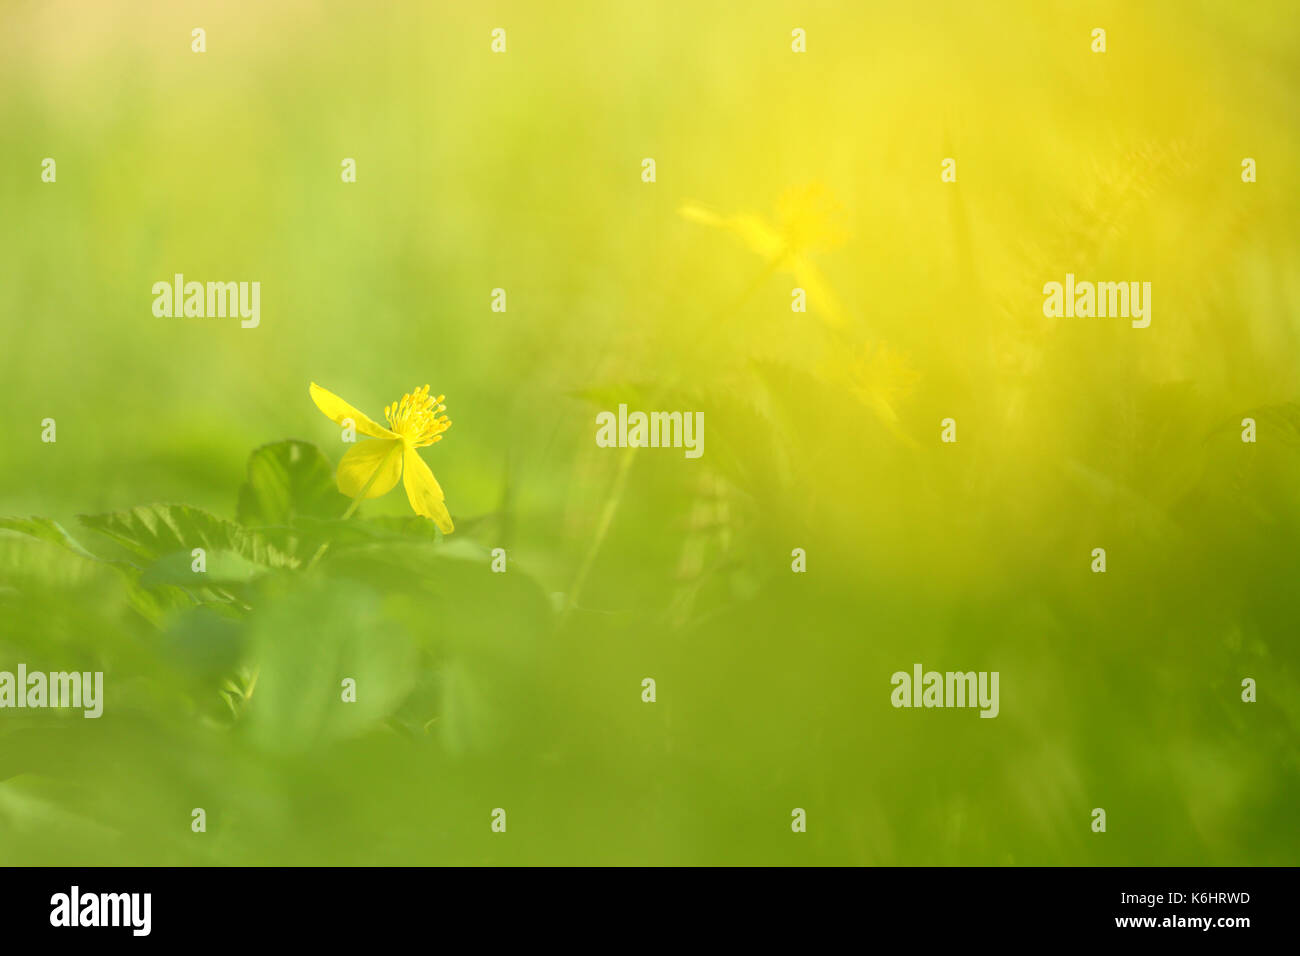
[305,443,401,571]
[564,444,638,615]
[340,487,371,521]
[562,255,785,620]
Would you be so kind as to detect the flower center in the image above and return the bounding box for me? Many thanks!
[384,386,450,447]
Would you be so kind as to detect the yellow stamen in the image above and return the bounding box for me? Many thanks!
[383,385,451,448]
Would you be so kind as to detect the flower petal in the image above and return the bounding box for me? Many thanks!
[401,445,453,533]
[337,439,403,499]
[679,203,785,260]
[790,255,846,329]
[310,383,399,440]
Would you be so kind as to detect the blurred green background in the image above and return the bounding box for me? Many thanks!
[1,0,1298,864]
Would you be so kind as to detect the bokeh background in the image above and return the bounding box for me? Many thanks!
[1,0,1298,864]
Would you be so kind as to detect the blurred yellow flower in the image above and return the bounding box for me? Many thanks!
[309,382,454,533]
[679,183,850,328]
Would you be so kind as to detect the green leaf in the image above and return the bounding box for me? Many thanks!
[293,513,504,554]
[293,514,442,548]
[0,515,198,626]
[242,577,419,752]
[236,440,343,527]
[140,548,269,588]
[0,516,99,561]
[160,603,245,685]
[78,504,297,570]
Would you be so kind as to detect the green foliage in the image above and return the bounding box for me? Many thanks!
[140,549,269,588]
[0,517,98,562]
[240,576,420,752]
[78,503,297,570]
[1,436,558,863]
[237,440,342,527]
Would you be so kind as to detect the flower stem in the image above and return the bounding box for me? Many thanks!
[305,443,401,571]
[564,443,637,615]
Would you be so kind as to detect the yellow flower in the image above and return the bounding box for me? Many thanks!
[679,183,850,327]
[309,382,454,533]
